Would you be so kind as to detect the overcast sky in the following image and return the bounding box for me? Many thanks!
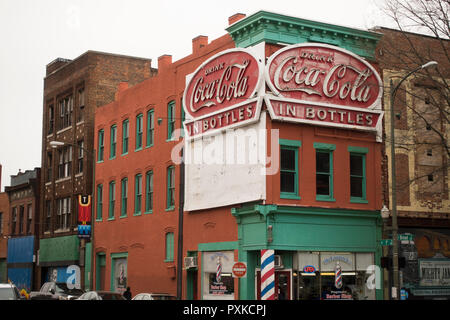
[0,0,391,191]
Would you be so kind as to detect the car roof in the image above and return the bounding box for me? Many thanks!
[0,283,15,288]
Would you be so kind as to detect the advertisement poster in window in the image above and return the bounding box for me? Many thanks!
[114,258,127,294]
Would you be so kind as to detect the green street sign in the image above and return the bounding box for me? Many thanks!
[398,234,414,241]
[380,239,393,246]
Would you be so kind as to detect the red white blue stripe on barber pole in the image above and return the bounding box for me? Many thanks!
[261,249,275,300]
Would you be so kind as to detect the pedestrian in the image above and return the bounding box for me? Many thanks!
[123,287,132,300]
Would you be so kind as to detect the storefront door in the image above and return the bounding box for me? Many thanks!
[256,270,292,300]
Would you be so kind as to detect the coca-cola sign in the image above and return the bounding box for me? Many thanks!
[183,48,263,119]
[265,43,382,109]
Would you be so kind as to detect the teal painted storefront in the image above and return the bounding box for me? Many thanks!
[232,204,383,300]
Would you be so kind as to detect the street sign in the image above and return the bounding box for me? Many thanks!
[380,239,393,246]
[398,234,414,241]
[232,262,247,278]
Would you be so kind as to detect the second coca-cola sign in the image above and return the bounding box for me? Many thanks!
[183,48,263,119]
[265,43,382,109]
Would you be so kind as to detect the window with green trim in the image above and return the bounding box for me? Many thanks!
[134,174,142,214]
[166,166,175,210]
[167,101,175,140]
[121,178,128,217]
[165,232,174,262]
[279,139,301,199]
[108,180,115,219]
[349,146,368,203]
[110,124,117,159]
[314,143,335,201]
[96,184,103,220]
[136,113,143,150]
[180,98,185,137]
[97,129,104,162]
[122,119,129,155]
[146,109,154,147]
[145,170,153,213]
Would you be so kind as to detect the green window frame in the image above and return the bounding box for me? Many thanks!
[167,101,175,141]
[97,129,104,162]
[108,180,115,220]
[166,166,175,210]
[180,98,185,138]
[314,143,336,202]
[348,146,369,203]
[96,184,103,221]
[146,109,154,148]
[279,139,302,200]
[122,119,129,155]
[145,170,153,213]
[110,124,117,159]
[134,174,142,215]
[165,232,174,262]
[135,113,143,151]
[121,177,128,217]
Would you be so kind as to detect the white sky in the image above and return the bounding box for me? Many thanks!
[0,0,391,191]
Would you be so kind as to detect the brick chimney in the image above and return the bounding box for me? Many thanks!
[115,82,129,100]
[158,55,172,70]
[228,13,246,26]
[192,35,208,53]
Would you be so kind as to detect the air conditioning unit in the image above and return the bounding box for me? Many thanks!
[274,255,283,269]
[184,256,198,269]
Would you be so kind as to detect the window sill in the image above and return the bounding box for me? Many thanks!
[95,218,103,222]
[107,217,115,221]
[97,160,104,164]
[133,212,142,216]
[145,144,154,149]
[109,156,116,160]
[280,193,301,200]
[144,210,153,214]
[120,214,127,219]
[121,152,128,157]
[135,147,143,152]
[165,207,175,212]
[316,196,336,202]
[350,198,368,204]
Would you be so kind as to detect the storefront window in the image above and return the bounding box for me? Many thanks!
[202,251,235,300]
[295,252,376,300]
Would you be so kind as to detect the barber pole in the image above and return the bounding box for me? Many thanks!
[335,262,343,289]
[216,257,222,283]
[261,249,275,300]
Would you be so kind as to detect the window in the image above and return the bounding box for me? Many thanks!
[11,207,17,235]
[45,200,51,232]
[46,152,53,182]
[135,174,142,215]
[109,181,116,219]
[147,109,154,147]
[59,95,73,130]
[98,129,105,162]
[427,149,433,156]
[167,101,175,140]
[279,139,302,200]
[26,204,32,234]
[136,114,143,150]
[122,119,129,155]
[314,143,336,201]
[348,146,368,203]
[110,125,117,159]
[145,170,153,213]
[56,197,71,230]
[96,184,103,220]
[165,232,174,262]
[428,174,434,182]
[58,146,72,179]
[77,88,85,123]
[18,206,24,234]
[77,140,84,174]
[166,166,175,210]
[0,212,3,235]
[121,178,128,217]
[180,98,185,137]
[48,104,54,134]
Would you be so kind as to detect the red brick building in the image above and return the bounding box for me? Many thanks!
[93,11,385,300]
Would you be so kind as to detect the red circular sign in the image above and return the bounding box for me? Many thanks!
[266,43,382,109]
[183,48,262,119]
[232,262,247,278]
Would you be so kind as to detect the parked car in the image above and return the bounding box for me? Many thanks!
[0,283,24,300]
[132,293,176,300]
[29,282,84,300]
[77,291,126,300]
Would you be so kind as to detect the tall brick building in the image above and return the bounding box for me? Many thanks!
[39,51,154,288]
[374,27,450,299]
